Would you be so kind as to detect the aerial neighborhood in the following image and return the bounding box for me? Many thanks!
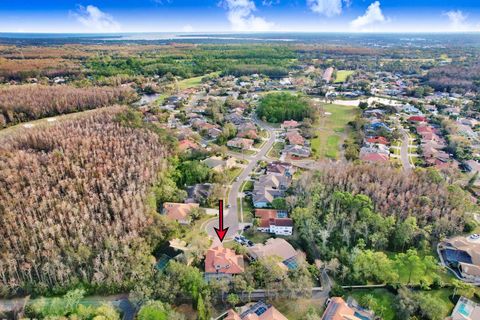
[2,31,480,320]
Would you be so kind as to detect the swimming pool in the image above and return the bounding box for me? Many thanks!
[458,302,471,317]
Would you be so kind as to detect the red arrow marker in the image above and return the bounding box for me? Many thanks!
[214,199,229,242]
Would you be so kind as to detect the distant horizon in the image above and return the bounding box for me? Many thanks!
[2,1,480,34]
[1,31,479,35]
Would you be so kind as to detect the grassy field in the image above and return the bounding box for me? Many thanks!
[311,103,359,160]
[334,70,354,83]
[177,72,220,90]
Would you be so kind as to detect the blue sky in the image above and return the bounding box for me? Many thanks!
[0,0,479,33]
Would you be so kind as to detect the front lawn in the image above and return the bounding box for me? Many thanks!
[267,142,285,159]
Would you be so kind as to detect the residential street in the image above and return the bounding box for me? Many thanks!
[400,129,414,171]
[205,118,276,244]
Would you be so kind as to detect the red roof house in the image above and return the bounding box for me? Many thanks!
[178,139,199,152]
[205,246,245,275]
[408,116,427,123]
[366,136,389,145]
[360,153,389,163]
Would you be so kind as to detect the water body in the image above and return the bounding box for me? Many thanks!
[1,32,480,47]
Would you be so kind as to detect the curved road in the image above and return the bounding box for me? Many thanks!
[400,129,414,171]
[205,120,276,244]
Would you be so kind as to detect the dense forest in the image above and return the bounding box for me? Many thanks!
[0,85,137,128]
[291,162,474,261]
[426,64,480,93]
[0,108,172,296]
[256,92,316,123]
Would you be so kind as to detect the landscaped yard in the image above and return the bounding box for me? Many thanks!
[311,103,359,160]
[274,297,325,320]
[334,70,354,83]
[241,180,254,192]
[243,229,271,244]
[267,141,285,159]
[349,288,397,320]
[242,198,254,221]
[226,167,243,182]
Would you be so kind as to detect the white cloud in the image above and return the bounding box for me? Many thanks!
[183,24,194,32]
[74,5,121,32]
[221,0,274,32]
[262,0,280,6]
[444,10,469,31]
[307,0,343,17]
[350,1,386,30]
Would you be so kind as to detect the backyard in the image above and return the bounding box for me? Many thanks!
[311,103,359,160]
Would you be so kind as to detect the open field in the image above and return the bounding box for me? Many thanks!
[334,70,354,83]
[177,72,220,90]
[311,103,359,160]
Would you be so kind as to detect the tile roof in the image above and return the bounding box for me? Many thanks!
[162,202,199,223]
[205,246,245,274]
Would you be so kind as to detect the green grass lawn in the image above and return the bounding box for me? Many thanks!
[334,70,354,83]
[153,93,168,106]
[325,135,341,159]
[241,180,254,192]
[267,142,284,159]
[243,229,271,244]
[311,103,359,160]
[177,72,220,90]
[226,167,243,182]
[349,288,396,320]
[241,198,254,222]
[274,298,325,320]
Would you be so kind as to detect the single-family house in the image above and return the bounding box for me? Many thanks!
[248,238,298,270]
[360,153,389,163]
[283,144,311,158]
[178,139,200,153]
[450,296,480,320]
[266,161,295,177]
[366,136,389,145]
[408,115,427,123]
[162,202,199,224]
[366,122,392,132]
[255,209,292,235]
[205,246,244,281]
[285,131,305,146]
[402,104,421,114]
[321,297,374,320]
[208,127,223,139]
[281,120,300,130]
[203,156,237,173]
[439,235,480,283]
[227,138,254,150]
[258,218,293,236]
[225,301,288,320]
[238,129,259,140]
